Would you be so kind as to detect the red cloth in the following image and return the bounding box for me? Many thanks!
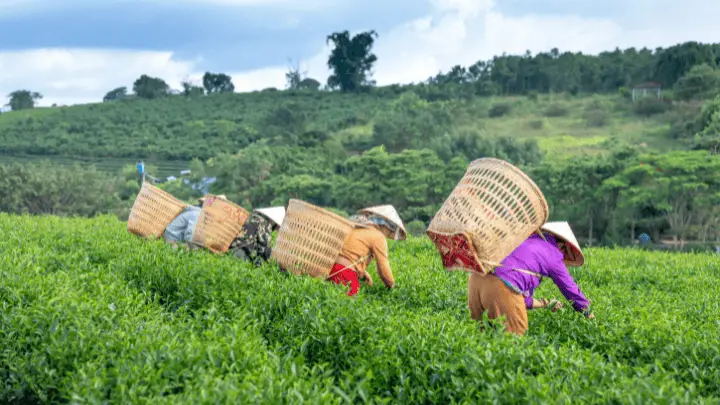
[328,263,360,296]
[427,231,483,272]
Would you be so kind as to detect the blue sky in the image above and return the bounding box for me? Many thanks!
[0,0,717,106]
[0,0,431,72]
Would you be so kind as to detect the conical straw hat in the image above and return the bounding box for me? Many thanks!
[254,206,286,227]
[540,221,584,266]
[358,205,406,240]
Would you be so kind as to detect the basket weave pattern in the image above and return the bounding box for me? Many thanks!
[191,196,250,253]
[127,182,188,239]
[427,158,549,273]
[271,199,355,278]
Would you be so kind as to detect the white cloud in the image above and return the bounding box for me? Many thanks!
[1,0,719,106]
[0,49,197,106]
[235,0,720,88]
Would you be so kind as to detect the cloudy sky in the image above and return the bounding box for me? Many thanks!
[0,0,717,106]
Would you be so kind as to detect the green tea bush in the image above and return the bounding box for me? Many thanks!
[1,214,718,403]
[544,103,570,117]
[584,108,611,127]
[633,98,671,116]
[488,103,512,118]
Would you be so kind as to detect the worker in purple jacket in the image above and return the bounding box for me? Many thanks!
[468,221,594,336]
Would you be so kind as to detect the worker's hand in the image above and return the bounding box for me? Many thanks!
[546,299,563,312]
[586,312,595,320]
[359,270,373,287]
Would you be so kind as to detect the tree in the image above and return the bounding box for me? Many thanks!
[103,87,127,102]
[132,75,170,99]
[326,30,379,92]
[673,64,720,101]
[263,105,307,143]
[202,72,235,94]
[0,162,120,217]
[285,60,305,90]
[298,78,321,91]
[372,91,452,152]
[285,60,321,91]
[6,90,42,110]
[654,42,717,87]
[693,97,720,154]
[605,151,720,245]
[181,80,205,97]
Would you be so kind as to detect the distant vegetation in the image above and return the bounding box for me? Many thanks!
[1,34,718,247]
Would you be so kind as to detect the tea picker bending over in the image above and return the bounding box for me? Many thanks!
[467,221,594,336]
[329,206,406,296]
[163,195,227,249]
[229,206,285,266]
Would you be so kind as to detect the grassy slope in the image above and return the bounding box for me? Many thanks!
[1,214,719,403]
[0,89,681,175]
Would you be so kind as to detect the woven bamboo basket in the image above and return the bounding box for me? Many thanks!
[427,158,549,274]
[271,199,356,278]
[191,196,250,253]
[127,181,188,238]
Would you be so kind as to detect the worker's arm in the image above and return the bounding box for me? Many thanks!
[371,233,395,288]
[548,262,591,315]
[528,297,545,309]
[524,295,534,309]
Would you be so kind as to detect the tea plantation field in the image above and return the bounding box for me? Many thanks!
[1,214,719,404]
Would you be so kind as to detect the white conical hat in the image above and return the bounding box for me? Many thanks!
[540,221,584,266]
[254,206,286,227]
[358,205,406,241]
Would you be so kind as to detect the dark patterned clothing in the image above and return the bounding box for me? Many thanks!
[229,213,274,266]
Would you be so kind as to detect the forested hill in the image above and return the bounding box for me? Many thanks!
[0,39,718,249]
[1,40,719,161]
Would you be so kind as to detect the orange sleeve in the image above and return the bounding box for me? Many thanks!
[371,232,394,288]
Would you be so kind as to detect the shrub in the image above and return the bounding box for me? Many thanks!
[633,98,670,117]
[544,104,570,117]
[584,108,611,127]
[488,103,511,118]
[527,119,545,130]
[406,219,427,236]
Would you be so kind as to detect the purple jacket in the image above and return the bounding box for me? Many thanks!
[493,233,590,313]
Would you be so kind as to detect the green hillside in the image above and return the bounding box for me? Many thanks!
[3,40,720,164]
[0,91,681,162]
[0,40,718,246]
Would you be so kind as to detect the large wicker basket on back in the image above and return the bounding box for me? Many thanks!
[191,196,250,253]
[271,199,356,278]
[127,181,188,238]
[427,158,549,274]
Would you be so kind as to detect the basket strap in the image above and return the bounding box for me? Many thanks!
[327,233,403,280]
[326,255,370,280]
[482,230,547,279]
[481,259,544,279]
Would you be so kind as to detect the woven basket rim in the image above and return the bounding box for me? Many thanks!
[205,194,249,214]
[467,157,549,220]
[287,199,355,227]
[135,181,188,207]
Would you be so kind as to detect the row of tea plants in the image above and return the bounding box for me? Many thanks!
[1,214,718,403]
